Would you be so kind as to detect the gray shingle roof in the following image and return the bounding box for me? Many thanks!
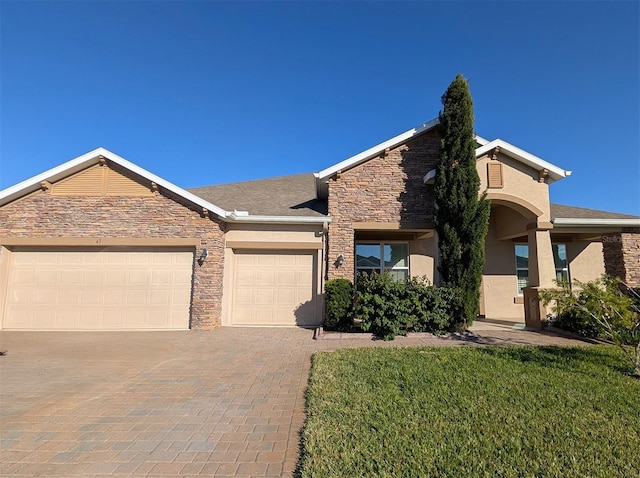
[188,173,327,217]
[551,203,639,220]
[188,174,638,222]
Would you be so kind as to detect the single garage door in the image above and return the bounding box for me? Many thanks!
[232,250,319,326]
[2,247,194,330]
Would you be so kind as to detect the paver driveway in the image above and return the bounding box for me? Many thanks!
[0,325,587,477]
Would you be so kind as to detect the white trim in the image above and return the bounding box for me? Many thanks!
[225,212,332,225]
[315,119,570,186]
[552,218,640,227]
[476,139,571,183]
[315,118,440,180]
[475,135,490,146]
[0,147,229,219]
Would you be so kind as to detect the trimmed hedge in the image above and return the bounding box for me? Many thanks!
[323,273,460,340]
[324,279,354,331]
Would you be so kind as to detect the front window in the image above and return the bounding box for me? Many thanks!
[356,243,409,281]
[515,244,529,296]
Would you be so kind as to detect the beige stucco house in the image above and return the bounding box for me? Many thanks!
[1,119,638,330]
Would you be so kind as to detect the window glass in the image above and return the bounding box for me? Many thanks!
[355,242,409,281]
[516,270,529,295]
[388,269,409,282]
[356,244,381,268]
[515,244,529,268]
[553,244,569,283]
[515,244,529,295]
[385,244,408,268]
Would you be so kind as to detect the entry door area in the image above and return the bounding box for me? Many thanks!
[231,250,319,327]
[2,247,194,330]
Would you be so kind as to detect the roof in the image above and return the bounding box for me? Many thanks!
[314,118,571,185]
[551,203,639,220]
[0,148,331,225]
[189,173,327,218]
[551,203,640,227]
[0,147,228,219]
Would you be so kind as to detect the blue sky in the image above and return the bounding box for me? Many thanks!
[1,1,638,215]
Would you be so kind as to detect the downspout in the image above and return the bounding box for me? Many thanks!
[314,220,329,339]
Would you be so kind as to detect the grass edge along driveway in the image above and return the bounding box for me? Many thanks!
[299,345,640,478]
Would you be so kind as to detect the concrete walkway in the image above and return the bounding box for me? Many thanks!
[0,326,588,477]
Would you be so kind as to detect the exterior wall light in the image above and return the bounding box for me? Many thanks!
[335,254,344,267]
[198,248,208,266]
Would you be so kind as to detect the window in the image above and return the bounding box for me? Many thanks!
[515,244,529,296]
[553,244,569,284]
[514,243,570,295]
[356,243,409,281]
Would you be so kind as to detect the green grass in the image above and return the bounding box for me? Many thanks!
[299,346,640,478]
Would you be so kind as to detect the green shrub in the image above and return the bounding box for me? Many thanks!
[539,275,640,376]
[354,272,409,340]
[551,311,600,338]
[406,278,460,335]
[323,278,354,331]
[354,273,459,340]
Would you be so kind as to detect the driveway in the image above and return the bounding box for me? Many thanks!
[0,325,587,477]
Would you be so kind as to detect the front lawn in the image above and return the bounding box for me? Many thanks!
[299,346,640,477]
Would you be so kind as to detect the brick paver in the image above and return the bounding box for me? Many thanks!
[0,324,588,477]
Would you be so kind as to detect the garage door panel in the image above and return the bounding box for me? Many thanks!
[231,250,319,327]
[276,270,295,286]
[276,289,296,304]
[151,270,171,285]
[3,248,193,330]
[256,270,275,285]
[79,289,102,304]
[59,269,83,285]
[82,270,103,285]
[128,269,148,285]
[35,269,56,285]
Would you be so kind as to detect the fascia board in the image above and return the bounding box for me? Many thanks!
[225,212,331,225]
[0,147,107,207]
[315,118,439,180]
[0,147,229,219]
[552,218,640,227]
[476,140,571,183]
[475,135,490,146]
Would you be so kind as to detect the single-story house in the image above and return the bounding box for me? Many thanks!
[1,118,638,330]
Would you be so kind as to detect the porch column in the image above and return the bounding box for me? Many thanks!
[523,226,555,328]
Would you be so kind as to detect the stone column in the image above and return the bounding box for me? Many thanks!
[603,232,640,287]
[523,227,555,328]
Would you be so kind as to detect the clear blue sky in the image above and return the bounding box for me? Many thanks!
[1,1,638,215]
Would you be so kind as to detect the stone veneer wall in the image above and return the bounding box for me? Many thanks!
[327,130,440,280]
[602,232,640,288]
[0,187,226,329]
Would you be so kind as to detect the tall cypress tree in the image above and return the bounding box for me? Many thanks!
[434,74,490,327]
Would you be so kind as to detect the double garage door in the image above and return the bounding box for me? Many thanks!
[2,247,193,330]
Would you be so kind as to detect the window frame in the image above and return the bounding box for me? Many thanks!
[514,243,529,296]
[552,243,570,284]
[355,241,410,281]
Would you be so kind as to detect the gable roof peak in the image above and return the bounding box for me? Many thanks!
[0,147,229,219]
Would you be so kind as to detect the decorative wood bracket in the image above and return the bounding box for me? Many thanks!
[491,146,500,160]
[150,182,159,195]
[202,208,210,219]
[40,180,51,191]
[538,168,549,183]
[98,155,107,166]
